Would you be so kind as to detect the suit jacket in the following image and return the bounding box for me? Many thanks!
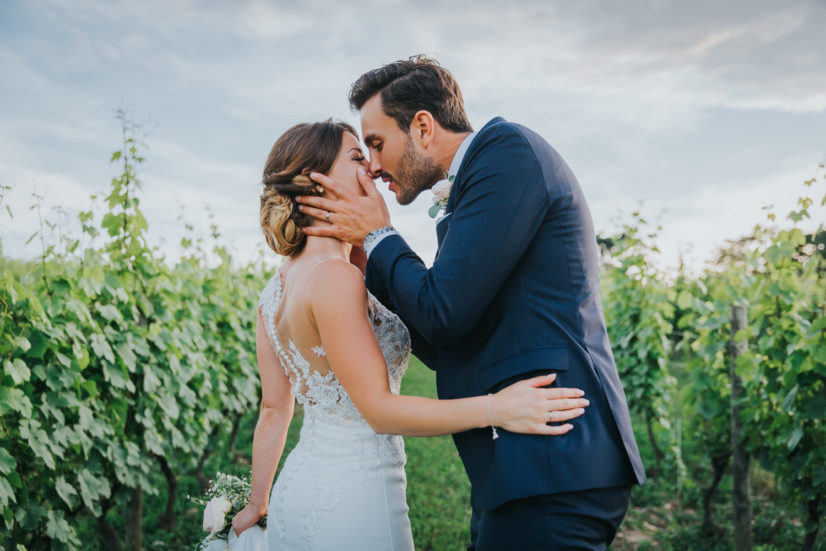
[366,117,646,511]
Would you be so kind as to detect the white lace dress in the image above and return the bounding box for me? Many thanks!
[258,273,415,551]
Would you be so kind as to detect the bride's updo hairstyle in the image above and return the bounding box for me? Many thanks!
[260,120,358,256]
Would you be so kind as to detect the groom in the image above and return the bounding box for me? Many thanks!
[297,56,645,550]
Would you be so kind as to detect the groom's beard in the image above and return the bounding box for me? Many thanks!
[392,136,443,206]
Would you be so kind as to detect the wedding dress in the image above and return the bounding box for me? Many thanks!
[255,262,415,550]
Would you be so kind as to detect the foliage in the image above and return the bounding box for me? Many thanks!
[601,213,676,472]
[0,113,267,549]
[601,165,826,549]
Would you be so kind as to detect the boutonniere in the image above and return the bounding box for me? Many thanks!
[428,174,454,218]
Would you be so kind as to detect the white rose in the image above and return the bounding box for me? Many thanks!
[203,496,232,535]
[431,179,452,202]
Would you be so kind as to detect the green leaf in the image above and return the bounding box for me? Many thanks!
[20,420,54,470]
[143,368,160,393]
[0,477,16,509]
[734,353,759,380]
[12,336,30,353]
[4,359,30,385]
[787,426,804,450]
[14,503,45,531]
[55,476,78,508]
[89,333,115,363]
[158,392,180,419]
[55,352,72,368]
[781,384,799,412]
[428,204,442,218]
[96,304,123,324]
[80,379,98,399]
[0,387,32,417]
[45,509,74,544]
[103,362,129,390]
[26,330,48,359]
[73,340,90,369]
[101,213,121,237]
[77,468,110,514]
[0,448,16,475]
[45,362,77,390]
[116,342,137,372]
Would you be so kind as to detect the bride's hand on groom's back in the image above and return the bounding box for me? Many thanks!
[491,373,589,436]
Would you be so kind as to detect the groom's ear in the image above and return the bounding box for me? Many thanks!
[410,110,436,149]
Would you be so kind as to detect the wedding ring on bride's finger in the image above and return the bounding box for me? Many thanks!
[325,211,331,221]
[548,410,556,422]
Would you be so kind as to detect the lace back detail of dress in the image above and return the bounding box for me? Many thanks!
[258,269,411,426]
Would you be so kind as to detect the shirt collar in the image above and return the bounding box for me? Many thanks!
[448,131,478,180]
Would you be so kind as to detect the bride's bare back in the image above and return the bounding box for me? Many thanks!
[261,255,411,427]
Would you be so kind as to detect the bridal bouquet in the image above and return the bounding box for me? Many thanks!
[191,472,267,550]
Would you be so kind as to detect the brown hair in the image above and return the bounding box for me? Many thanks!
[348,55,473,134]
[260,120,357,256]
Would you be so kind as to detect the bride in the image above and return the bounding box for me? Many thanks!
[229,120,589,550]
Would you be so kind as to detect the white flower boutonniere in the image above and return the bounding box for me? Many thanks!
[429,174,454,218]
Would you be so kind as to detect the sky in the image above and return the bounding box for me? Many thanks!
[1,0,825,274]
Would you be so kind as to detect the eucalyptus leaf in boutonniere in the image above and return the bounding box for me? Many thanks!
[429,173,454,218]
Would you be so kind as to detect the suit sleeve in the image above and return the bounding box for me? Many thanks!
[366,128,548,346]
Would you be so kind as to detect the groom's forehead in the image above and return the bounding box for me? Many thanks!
[361,95,399,140]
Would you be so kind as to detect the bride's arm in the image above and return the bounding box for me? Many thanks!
[311,261,588,437]
[232,310,295,535]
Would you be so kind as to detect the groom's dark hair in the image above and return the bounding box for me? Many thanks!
[349,55,473,134]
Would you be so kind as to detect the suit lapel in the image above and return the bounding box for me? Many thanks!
[435,117,505,259]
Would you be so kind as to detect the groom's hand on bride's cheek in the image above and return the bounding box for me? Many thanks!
[297,168,392,246]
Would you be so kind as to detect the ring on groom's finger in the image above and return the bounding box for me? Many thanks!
[325,211,331,222]
[548,411,556,422]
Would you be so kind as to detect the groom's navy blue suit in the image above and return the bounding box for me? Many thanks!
[366,117,645,549]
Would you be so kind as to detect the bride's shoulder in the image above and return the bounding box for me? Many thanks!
[308,258,364,290]
[307,259,366,309]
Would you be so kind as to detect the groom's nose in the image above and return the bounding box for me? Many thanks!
[368,155,382,177]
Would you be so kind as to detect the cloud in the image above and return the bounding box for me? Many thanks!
[1,0,825,270]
